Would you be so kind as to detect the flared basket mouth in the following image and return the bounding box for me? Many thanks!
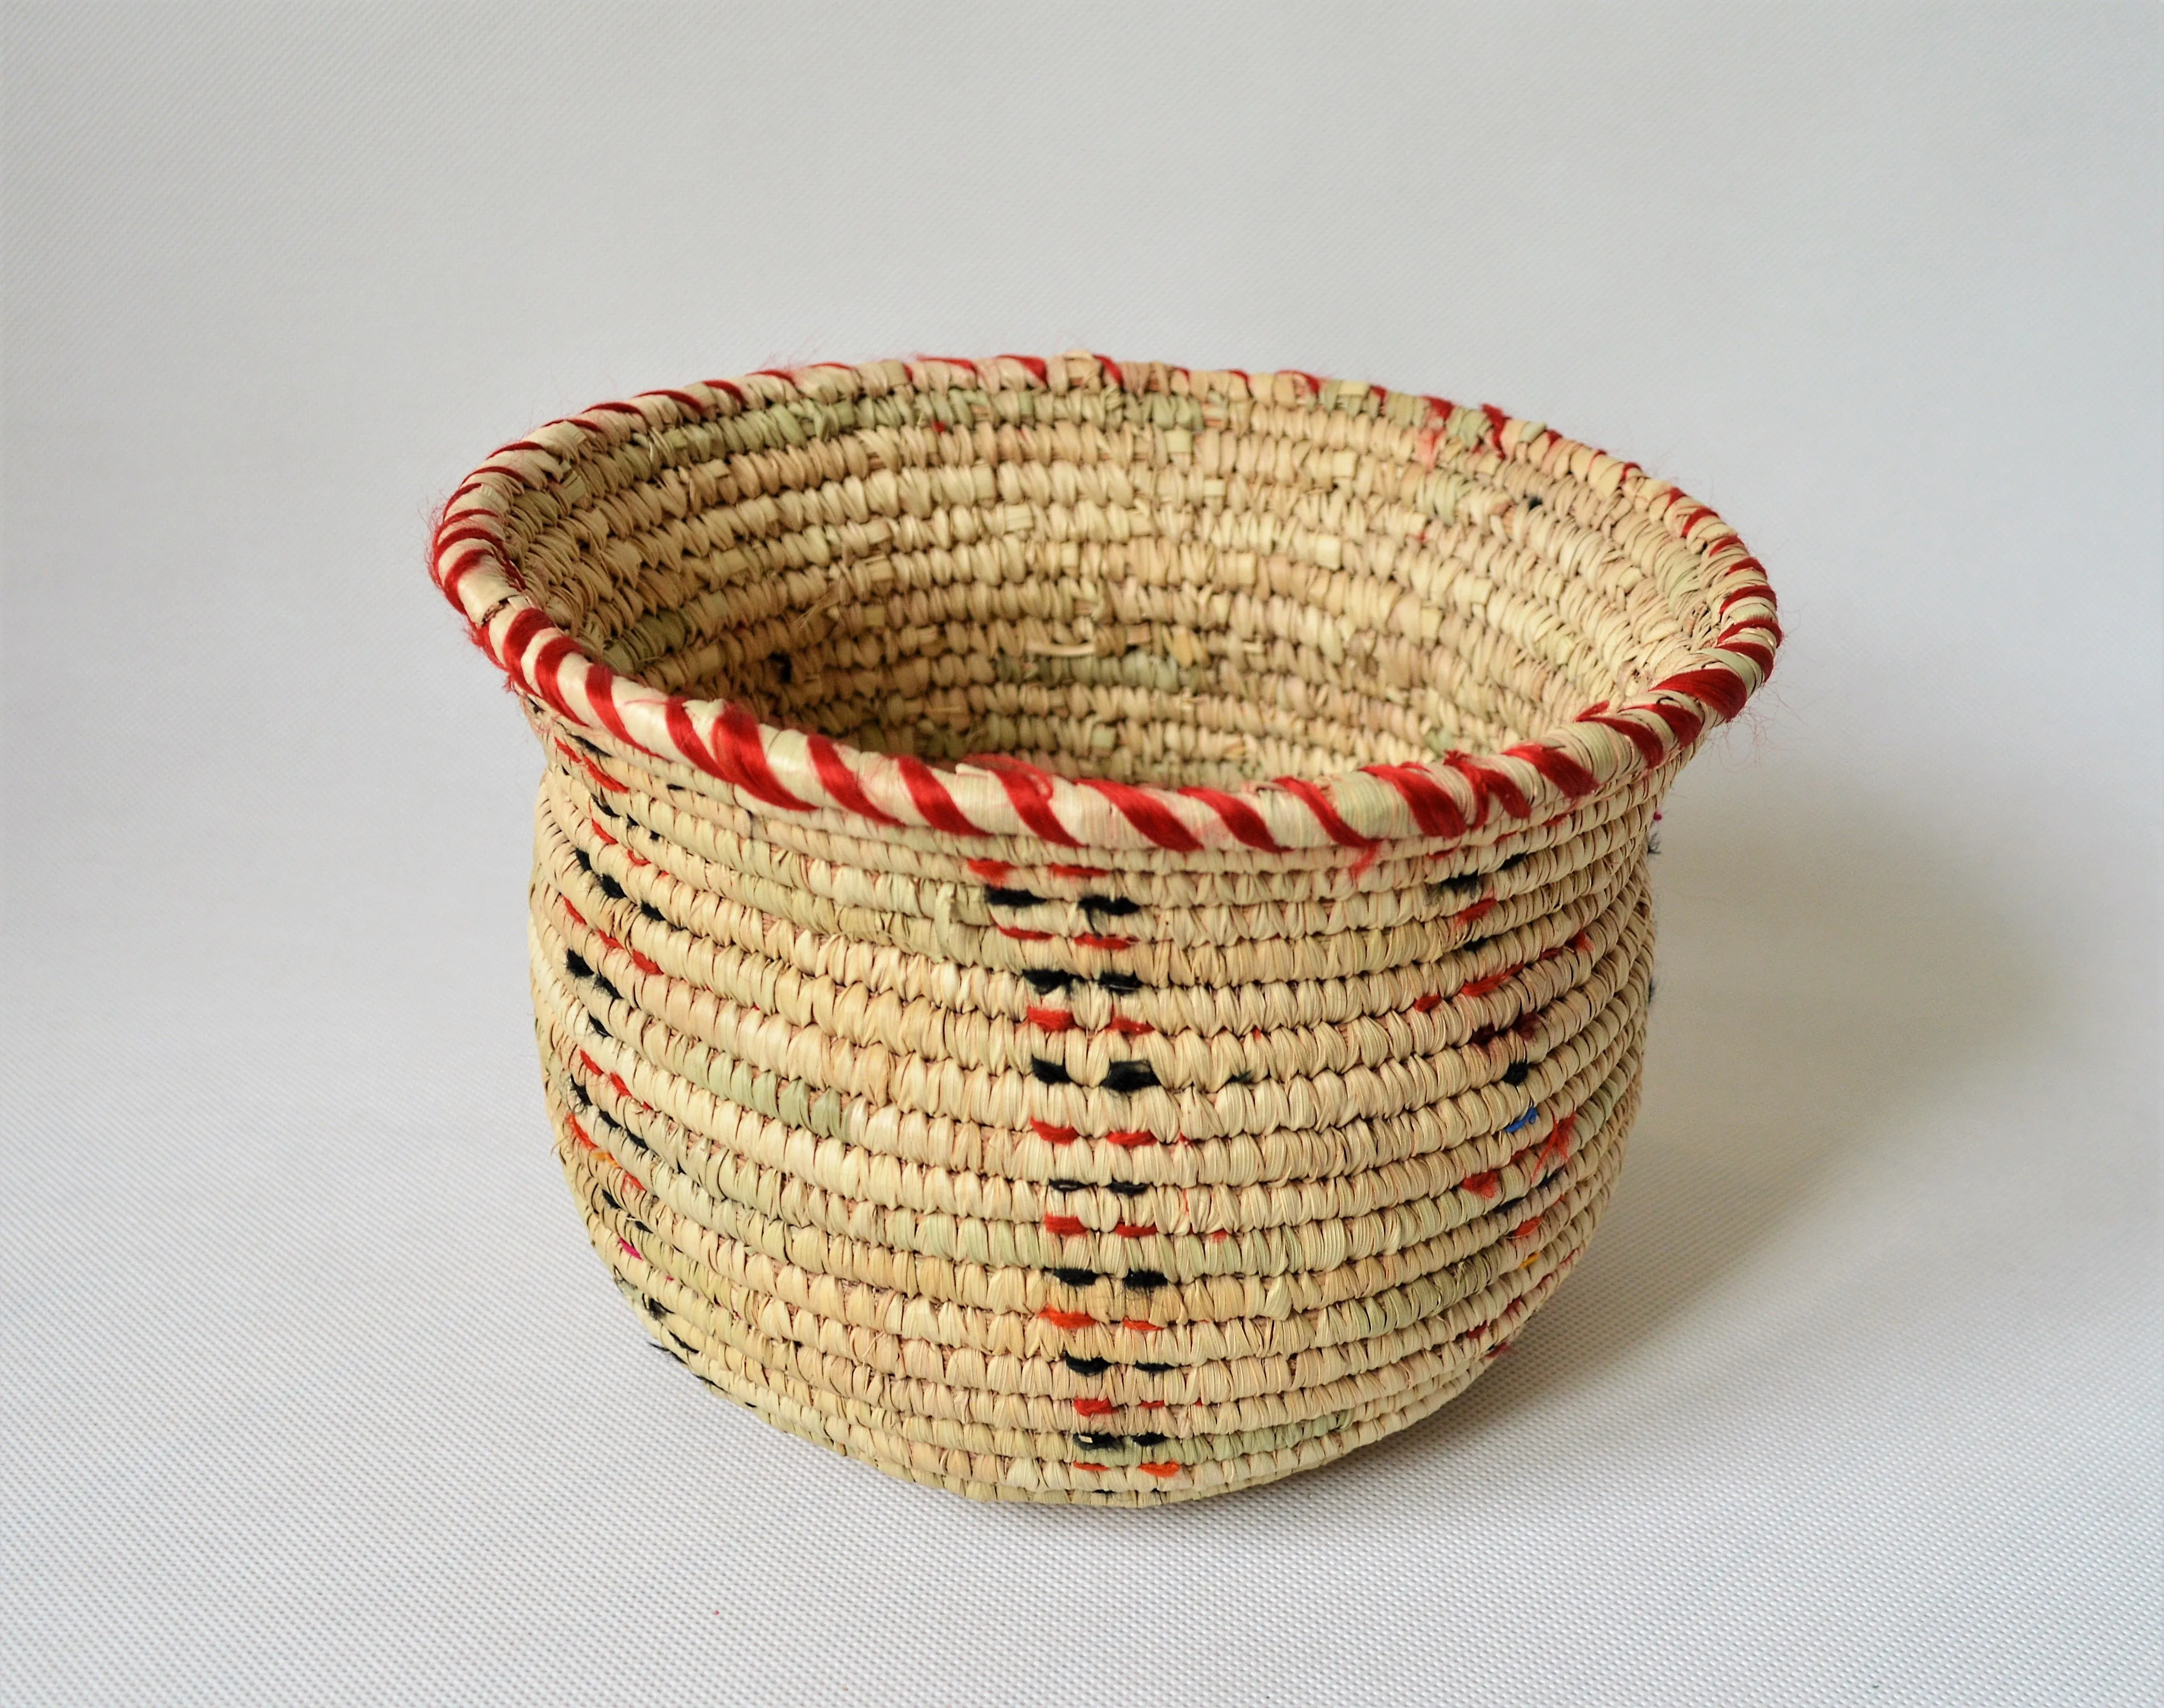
[432,353,1777,854]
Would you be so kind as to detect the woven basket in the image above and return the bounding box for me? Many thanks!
[431,353,1778,1504]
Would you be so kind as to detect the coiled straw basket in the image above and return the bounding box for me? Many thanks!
[431,353,1778,1504]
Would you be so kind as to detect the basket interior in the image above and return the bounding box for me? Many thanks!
[501,380,1689,789]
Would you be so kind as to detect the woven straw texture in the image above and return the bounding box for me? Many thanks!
[431,353,1779,1504]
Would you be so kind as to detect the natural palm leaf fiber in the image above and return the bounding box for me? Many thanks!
[430,353,1779,1503]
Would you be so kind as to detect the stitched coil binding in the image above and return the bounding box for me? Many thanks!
[433,353,1778,1503]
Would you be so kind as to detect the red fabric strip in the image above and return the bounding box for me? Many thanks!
[554,740,625,794]
[1079,778,1202,852]
[664,698,725,780]
[1361,763,1467,839]
[433,521,497,553]
[643,388,707,416]
[1575,710,1666,768]
[493,607,552,679]
[582,662,653,757]
[527,635,585,723]
[894,755,986,836]
[966,756,1084,847]
[436,544,494,603]
[1272,776,1376,850]
[1652,666,1749,720]
[1174,787,1281,853]
[713,704,816,810]
[1441,752,1528,823]
[1505,742,1599,799]
[807,733,903,826]
[1640,698,1705,746]
[1715,633,1776,673]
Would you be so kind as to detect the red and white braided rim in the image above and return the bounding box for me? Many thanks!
[431,355,1779,853]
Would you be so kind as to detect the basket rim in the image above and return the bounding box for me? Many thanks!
[431,352,1779,854]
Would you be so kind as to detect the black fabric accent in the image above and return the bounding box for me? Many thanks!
[985,887,1047,908]
[564,951,593,980]
[1051,1266,1098,1286]
[573,847,593,873]
[1137,1361,1174,1374]
[598,874,626,900]
[1103,1060,1158,1093]
[1503,1061,1532,1086]
[1079,894,1141,917]
[639,902,666,924]
[592,974,621,1004]
[1031,1057,1072,1085]
[768,650,793,684]
[1062,1355,1111,1376]
[1123,1269,1168,1290]
[1106,1182,1149,1199]
[1023,969,1074,995]
[1131,1433,1168,1447]
[1074,1432,1126,1449]
[1095,971,1144,994]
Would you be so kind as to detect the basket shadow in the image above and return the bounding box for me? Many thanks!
[1309,762,2044,1479]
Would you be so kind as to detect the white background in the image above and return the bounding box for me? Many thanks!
[3,6,2157,1704]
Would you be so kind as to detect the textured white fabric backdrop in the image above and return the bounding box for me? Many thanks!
[3,5,2157,1703]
